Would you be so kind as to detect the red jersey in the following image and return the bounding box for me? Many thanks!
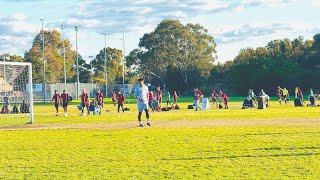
[298,89,303,96]
[222,93,229,101]
[157,90,162,99]
[211,92,218,100]
[194,90,203,100]
[81,93,89,104]
[117,93,125,104]
[95,92,104,102]
[52,94,60,104]
[148,92,153,102]
[173,93,178,100]
[61,93,69,103]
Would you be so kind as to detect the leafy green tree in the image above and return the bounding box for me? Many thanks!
[24,30,76,83]
[91,47,123,84]
[138,19,217,91]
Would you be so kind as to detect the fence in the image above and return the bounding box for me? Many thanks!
[34,83,137,101]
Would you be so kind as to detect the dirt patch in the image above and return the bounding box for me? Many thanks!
[0,118,320,131]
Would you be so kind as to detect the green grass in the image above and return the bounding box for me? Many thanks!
[0,97,319,179]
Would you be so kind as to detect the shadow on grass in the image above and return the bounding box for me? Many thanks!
[161,152,320,161]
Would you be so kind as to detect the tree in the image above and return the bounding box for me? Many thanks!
[91,47,123,84]
[24,30,76,83]
[138,19,217,91]
[71,54,92,83]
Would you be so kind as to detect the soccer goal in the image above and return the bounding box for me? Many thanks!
[0,62,34,124]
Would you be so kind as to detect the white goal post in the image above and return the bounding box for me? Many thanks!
[0,62,34,124]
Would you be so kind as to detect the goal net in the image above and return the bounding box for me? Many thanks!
[0,62,34,124]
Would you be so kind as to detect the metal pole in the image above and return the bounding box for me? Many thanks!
[40,19,46,103]
[75,26,79,99]
[103,33,108,98]
[122,26,125,90]
[2,39,6,97]
[28,64,34,124]
[61,25,67,91]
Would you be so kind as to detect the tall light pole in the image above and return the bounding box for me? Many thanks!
[61,25,67,91]
[40,19,46,103]
[89,56,94,93]
[121,26,125,90]
[102,33,108,97]
[75,26,79,99]
[2,39,6,97]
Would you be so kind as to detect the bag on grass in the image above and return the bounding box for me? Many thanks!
[294,98,303,107]
[124,107,130,111]
[187,105,194,109]
[77,104,82,110]
[219,104,223,109]
[175,105,180,109]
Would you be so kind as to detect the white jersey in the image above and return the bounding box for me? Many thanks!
[134,85,149,112]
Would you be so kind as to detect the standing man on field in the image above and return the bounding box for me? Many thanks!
[52,90,60,116]
[61,90,69,116]
[80,89,90,116]
[95,89,104,108]
[134,78,151,127]
[156,86,163,109]
[193,87,203,111]
[117,91,125,113]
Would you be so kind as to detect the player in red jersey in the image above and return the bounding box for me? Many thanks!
[276,86,283,105]
[116,91,125,113]
[95,89,104,108]
[52,90,61,116]
[173,91,179,106]
[60,90,69,116]
[148,91,154,112]
[211,91,218,108]
[111,92,117,106]
[80,89,90,116]
[156,86,163,108]
[220,91,229,109]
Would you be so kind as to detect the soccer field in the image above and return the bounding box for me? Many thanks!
[0,97,319,179]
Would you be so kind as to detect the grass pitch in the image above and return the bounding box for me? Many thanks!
[0,97,319,179]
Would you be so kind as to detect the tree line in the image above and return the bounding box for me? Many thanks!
[2,19,319,96]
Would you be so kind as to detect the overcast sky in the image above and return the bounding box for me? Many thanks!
[1,0,319,63]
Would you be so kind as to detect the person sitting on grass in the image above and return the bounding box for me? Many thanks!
[20,100,29,113]
[12,105,19,114]
[117,91,125,113]
[242,97,254,109]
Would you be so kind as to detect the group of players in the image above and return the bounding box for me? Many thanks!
[51,78,178,127]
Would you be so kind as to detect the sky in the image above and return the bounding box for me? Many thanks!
[0,0,320,63]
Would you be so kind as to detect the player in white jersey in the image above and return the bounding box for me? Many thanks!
[134,78,151,127]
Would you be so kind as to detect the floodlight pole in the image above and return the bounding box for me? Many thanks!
[61,25,67,91]
[121,26,125,90]
[2,39,6,97]
[75,26,79,99]
[40,18,46,103]
[102,33,108,97]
